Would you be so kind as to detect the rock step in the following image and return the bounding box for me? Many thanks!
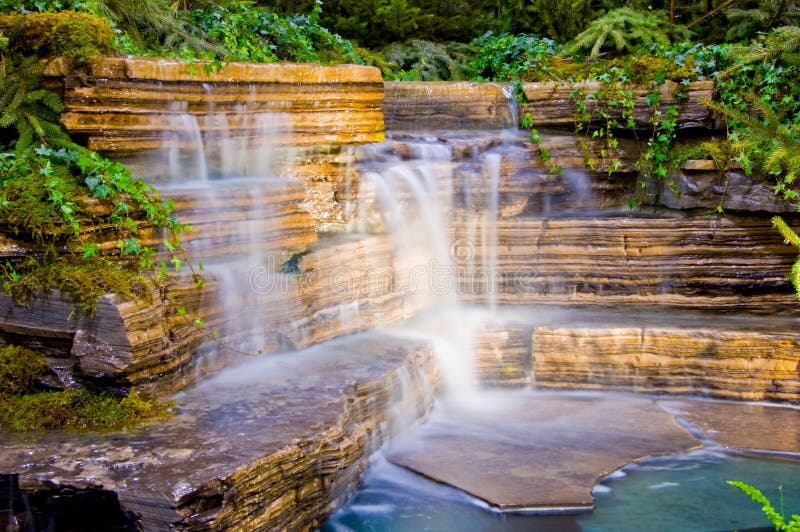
[455,213,799,311]
[473,307,800,402]
[0,333,439,531]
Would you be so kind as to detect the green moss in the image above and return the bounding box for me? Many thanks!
[7,255,150,317]
[0,345,49,395]
[0,387,171,431]
[669,139,737,170]
[0,11,114,61]
[520,54,694,84]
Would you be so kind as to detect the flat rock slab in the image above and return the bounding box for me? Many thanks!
[387,391,700,512]
[0,333,436,530]
[659,399,800,454]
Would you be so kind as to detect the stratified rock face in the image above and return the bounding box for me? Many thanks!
[383,82,516,131]
[455,214,799,311]
[658,167,800,212]
[0,231,431,394]
[532,325,800,401]
[50,57,385,231]
[522,80,716,130]
[473,323,532,386]
[162,178,317,261]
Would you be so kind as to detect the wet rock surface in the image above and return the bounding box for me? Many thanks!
[469,307,800,401]
[0,333,438,531]
[386,390,800,514]
[522,80,716,130]
[387,391,701,511]
[658,168,800,212]
[659,399,800,453]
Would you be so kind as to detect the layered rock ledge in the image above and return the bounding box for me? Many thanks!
[471,308,800,402]
[46,57,385,230]
[0,333,438,531]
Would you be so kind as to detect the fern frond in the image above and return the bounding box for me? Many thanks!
[591,29,608,56]
[772,216,800,249]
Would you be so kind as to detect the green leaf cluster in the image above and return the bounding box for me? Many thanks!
[0,144,184,315]
[471,32,559,81]
[728,480,800,532]
[0,37,71,153]
[184,1,361,64]
[562,7,691,58]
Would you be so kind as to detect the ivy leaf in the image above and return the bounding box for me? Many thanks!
[82,242,100,258]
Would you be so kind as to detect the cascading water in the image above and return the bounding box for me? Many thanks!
[154,87,297,363]
[350,133,513,399]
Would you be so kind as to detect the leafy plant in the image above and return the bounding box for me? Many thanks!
[562,7,691,58]
[382,39,472,81]
[471,31,559,81]
[0,144,186,315]
[186,0,361,64]
[0,35,72,154]
[728,480,800,532]
[772,216,800,299]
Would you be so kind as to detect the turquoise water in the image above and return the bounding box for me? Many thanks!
[322,450,800,532]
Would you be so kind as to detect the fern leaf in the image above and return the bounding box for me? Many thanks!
[591,29,608,57]
[790,258,800,300]
[772,216,800,249]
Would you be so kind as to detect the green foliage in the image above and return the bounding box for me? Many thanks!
[725,1,800,42]
[7,255,149,316]
[721,26,800,78]
[0,144,184,315]
[0,38,71,153]
[185,1,361,64]
[471,32,559,81]
[0,386,170,430]
[0,11,113,60]
[772,216,800,299]
[0,343,170,431]
[382,39,472,81]
[728,481,800,531]
[0,345,49,395]
[529,0,594,42]
[562,8,691,58]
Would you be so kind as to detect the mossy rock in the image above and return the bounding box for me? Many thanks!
[0,344,50,395]
[0,387,171,431]
[8,255,150,317]
[0,11,114,61]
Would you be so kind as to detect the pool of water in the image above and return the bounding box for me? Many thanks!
[322,450,800,532]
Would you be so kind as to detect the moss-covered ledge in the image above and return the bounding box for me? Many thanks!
[522,80,716,130]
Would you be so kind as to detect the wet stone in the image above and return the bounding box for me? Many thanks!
[387,391,701,512]
[659,399,800,454]
[0,333,439,531]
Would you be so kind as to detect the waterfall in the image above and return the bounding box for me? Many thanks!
[154,87,297,363]
[353,139,505,399]
[483,153,500,315]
